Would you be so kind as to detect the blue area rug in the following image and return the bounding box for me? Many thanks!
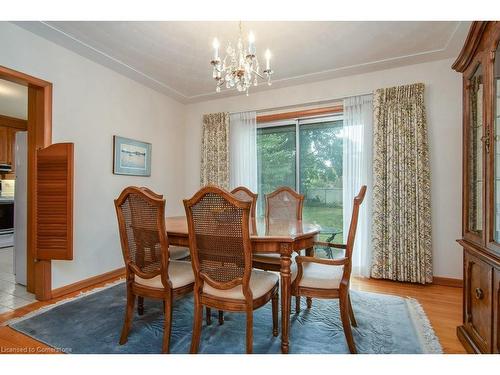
[8,281,442,354]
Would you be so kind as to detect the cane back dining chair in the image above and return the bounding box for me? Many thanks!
[184,186,279,354]
[115,187,195,353]
[140,187,189,258]
[136,187,190,316]
[205,186,259,326]
[291,185,367,354]
[253,186,304,271]
[231,186,258,234]
[253,186,307,310]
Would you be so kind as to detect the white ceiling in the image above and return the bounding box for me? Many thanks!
[15,21,470,103]
[0,79,27,120]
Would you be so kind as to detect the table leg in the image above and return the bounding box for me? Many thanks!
[280,245,292,354]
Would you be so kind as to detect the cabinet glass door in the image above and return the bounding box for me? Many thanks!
[467,64,484,238]
[494,44,500,244]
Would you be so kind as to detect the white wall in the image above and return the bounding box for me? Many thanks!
[0,22,186,289]
[184,58,463,279]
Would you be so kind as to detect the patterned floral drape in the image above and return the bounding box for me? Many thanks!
[200,112,230,189]
[371,83,432,284]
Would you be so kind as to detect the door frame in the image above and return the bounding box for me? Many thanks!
[0,65,53,300]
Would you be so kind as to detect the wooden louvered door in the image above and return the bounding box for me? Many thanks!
[35,143,74,260]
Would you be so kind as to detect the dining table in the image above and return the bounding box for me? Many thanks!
[165,215,320,354]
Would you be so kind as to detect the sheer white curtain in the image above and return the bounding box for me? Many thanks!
[342,94,373,277]
[229,111,258,192]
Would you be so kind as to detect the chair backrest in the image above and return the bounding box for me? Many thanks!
[345,185,367,260]
[184,186,253,295]
[265,186,304,220]
[114,187,169,283]
[140,187,163,199]
[231,186,258,234]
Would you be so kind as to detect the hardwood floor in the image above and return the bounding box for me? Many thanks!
[0,276,466,354]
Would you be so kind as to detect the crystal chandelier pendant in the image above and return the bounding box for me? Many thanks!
[210,21,273,95]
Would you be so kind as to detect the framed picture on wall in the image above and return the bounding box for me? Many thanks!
[113,135,152,176]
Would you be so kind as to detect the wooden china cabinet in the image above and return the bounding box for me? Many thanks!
[453,21,500,354]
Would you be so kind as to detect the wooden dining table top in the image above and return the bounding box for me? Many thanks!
[165,216,321,242]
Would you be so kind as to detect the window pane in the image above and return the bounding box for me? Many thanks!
[299,120,344,249]
[257,124,296,216]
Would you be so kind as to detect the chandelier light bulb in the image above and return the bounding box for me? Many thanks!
[264,49,271,70]
[212,38,220,60]
[248,32,256,55]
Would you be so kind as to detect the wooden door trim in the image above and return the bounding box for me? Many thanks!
[0,65,53,300]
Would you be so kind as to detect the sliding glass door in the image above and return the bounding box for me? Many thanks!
[257,115,344,243]
[299,118,343,243]
[257,123,296,215]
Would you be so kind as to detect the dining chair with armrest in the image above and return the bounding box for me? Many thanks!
[184,186,279,354]
[291,185,366,354]
[114,186,195,353]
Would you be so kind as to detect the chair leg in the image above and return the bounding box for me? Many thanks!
[295,296,300,313]
[161,293,173,354]
[305,245,314,311]
[339,292,357,354]
[348,292,357,327]
[119,287,135,345]
[306,297,312,309]
[190,296,203,354]
[137,296,144,316]
[272,292,278,337]
[218,310,224,325]
[246,309,253,354]
[205,307,212,325]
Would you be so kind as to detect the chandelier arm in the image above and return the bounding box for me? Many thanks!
[251,70,266,80]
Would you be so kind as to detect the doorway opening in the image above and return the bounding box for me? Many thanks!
[0,65,53,302]
[0,78,34,312]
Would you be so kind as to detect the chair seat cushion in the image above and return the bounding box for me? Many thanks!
[169,246,190,260]
[134,260,194,289]
[298,262,344,289]
[253,251,298,265]
[203,269,278,300]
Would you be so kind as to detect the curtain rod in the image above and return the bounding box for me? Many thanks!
[227,92,373,115]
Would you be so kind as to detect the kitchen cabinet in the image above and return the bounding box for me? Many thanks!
[0,125,19,174]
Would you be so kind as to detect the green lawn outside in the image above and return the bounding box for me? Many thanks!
[302,205,343,243]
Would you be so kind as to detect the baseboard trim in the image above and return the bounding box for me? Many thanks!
[51,267,125,299]
[432,276,462,288]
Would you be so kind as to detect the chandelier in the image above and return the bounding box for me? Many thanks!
[210,22,273,95]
